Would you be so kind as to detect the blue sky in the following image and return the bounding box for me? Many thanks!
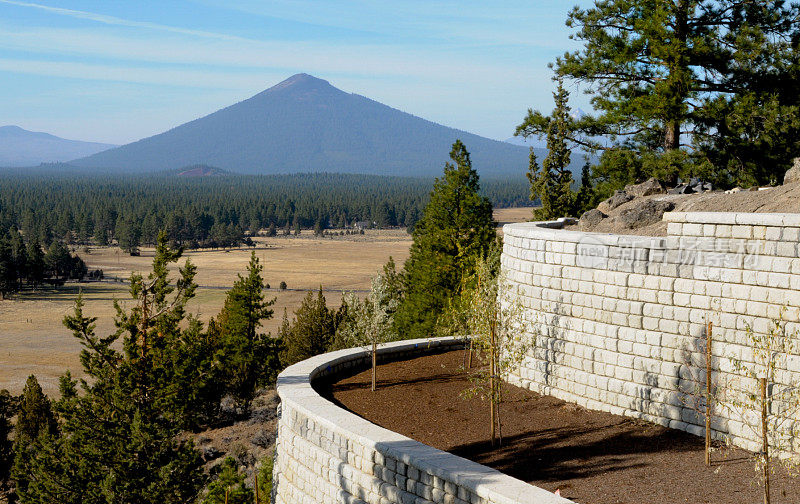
[0,0,594,145]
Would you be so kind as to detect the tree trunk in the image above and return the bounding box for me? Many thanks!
[664,120,681,152]
[663,0,689,153]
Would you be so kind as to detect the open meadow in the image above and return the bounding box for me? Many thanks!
[0,209,530,395]
[1,229,412,394]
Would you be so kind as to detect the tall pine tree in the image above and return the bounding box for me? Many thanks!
[14,233,206,504]
[210,251,281,408]
[281,288,337,366]
[518,0,800,187]
[394,140,495,340]
[525,78,576,220]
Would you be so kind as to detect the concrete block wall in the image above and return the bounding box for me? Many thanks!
[274,338,573,504]
[501,212,800,454]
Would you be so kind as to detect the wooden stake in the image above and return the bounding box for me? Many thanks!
[255,473,260,504]
[705,321,712,466]
[371,339,377,392]
[761,377,770,504]
[225,487,229,504]
[489,319,497,448]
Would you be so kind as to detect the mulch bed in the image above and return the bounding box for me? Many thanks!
[317,349,800,504]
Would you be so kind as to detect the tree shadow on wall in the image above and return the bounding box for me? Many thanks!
[534,301,568,389]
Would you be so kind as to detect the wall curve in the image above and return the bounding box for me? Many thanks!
[273,337,572,504]
[501,212,800,454]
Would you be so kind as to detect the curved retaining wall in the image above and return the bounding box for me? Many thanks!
[273,337,572,504]
[502,212,800,454]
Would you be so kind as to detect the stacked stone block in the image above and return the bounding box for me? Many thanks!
[501,212,800,454]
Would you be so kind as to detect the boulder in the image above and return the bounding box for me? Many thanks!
[597,190,633,213]
[784,158,800,185]
[201,445,222,462]
[624,177,665,198]
[578,208,607,230]
[688,177,713,192]
[668,184,693,195]
[618,200,676,229]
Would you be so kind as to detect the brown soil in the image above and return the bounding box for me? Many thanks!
[319,350,800,504]
[568,183,800,236]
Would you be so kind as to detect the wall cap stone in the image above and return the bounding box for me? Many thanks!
[503,221,667,248]
[663,211,800,227]
[276,337,574,504]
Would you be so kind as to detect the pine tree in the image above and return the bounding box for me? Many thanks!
[25,239,44,287]
[14,376,56,443]
[574,160,596,215]
[14,233,206,504]
[524,79,576,220]
[9,230,27,290]
[395,140,495,340]
[0,389,16,491]
[0,235,13,299]
[518,0,800,187]
[43,241,71,280]
[116,216,142,255]
[11,375,57,500]
[211,251,280,408]
[202,457,253,504]
[281,288,336,366]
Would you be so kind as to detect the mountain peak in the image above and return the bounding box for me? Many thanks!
[71,73,557,177]
[0,125,27,135]
[270,73,333,92]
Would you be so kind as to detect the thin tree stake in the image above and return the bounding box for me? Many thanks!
[706,321,712,466]
[761,377,770,504]
[372,338,377,392]
[490,317,497,448]
[255,473,260,504]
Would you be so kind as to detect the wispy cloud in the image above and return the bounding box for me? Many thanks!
[0,25,538,83]
[0,58,280,89]
[0,0,244,41]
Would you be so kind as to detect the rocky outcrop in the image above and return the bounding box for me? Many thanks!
[625,177,665,198]
[597,190,633,213]
[784,158,800,185]
[618,199,675,229]
[579,208,607,230]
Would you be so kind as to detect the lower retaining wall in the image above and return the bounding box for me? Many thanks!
[273,337,572,504]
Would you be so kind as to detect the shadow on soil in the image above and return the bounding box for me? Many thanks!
[448,421,702,483]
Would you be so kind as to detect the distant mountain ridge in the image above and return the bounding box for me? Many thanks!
[0,126,116,167]
[72,73,580,178]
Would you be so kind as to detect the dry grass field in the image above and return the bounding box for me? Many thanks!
[1,209,531,395]
[494,206,533,229]
[1,229,412,394]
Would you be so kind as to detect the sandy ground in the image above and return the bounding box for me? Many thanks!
[0,209,531,396]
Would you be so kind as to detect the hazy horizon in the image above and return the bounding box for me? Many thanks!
[0,0,594,145]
